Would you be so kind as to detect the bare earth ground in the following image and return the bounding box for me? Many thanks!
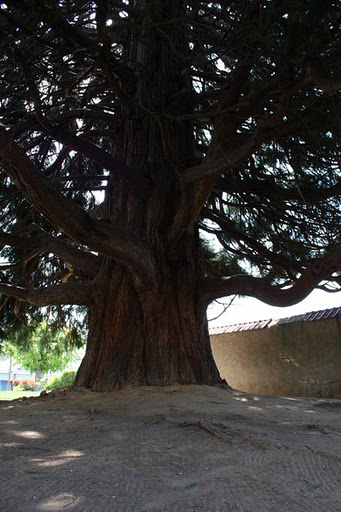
[0,385,340,512]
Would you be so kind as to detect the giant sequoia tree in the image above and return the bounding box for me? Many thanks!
[0,1,340,390]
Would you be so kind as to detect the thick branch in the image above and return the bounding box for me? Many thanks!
[169,107,333,243]
[0,128,158,288]
[203,210,301,273]
[0,281,93,306]
[41,120,150,199]
[6,48,143,195]
[12,109,120,139]
[0,229,102,277]
[215,175,341,203]
[200,248,341,306]
[168,136,262,243]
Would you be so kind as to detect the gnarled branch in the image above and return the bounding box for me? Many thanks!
[0,281,94,306]
[0,127,158,288]
[169,106,334,244]
[199,248,341,306]
[0,229,102,277]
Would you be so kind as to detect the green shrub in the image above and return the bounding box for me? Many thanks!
[46,371,76,391]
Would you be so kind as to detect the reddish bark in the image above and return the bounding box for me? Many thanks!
[76,262,221,390]
[74,2,224,390]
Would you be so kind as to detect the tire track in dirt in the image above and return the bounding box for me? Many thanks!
[277,448,341,508]
[1,387,341,512]
[159,416,341,512]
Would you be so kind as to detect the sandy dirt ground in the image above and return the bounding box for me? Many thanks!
[0,385,340,512]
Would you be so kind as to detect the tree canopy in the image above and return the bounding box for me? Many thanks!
[0,1,340,388]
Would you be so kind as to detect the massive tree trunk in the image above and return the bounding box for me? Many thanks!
[75,1,222,390]
[76,258,221,391]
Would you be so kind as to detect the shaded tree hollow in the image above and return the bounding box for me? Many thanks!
[75,268,222,391]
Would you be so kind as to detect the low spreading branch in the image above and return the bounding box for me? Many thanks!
[0,127,158,288]
[0,281,94,306]
[0,229,102,277]
[200,248,341,306]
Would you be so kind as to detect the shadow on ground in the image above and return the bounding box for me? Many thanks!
[0,385,340,512]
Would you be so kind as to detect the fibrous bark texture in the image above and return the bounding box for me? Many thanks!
[76,263,221,391]
[76,1,222,390]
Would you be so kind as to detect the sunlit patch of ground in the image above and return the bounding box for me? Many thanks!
[0,386,340,512]
[0,391,40,401]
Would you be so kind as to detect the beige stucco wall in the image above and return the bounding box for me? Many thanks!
[210,316,341,398]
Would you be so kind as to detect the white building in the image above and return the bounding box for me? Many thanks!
[0,355,36,391]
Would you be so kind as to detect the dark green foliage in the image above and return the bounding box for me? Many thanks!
[0,0,340,329]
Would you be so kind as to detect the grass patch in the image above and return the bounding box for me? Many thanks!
[0,390,40,401]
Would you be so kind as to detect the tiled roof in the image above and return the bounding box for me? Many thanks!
[209,306,341,335]
[209,319,271,335]
[275,307,341,325]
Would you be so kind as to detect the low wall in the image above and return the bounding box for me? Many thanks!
[210,315,341,398]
